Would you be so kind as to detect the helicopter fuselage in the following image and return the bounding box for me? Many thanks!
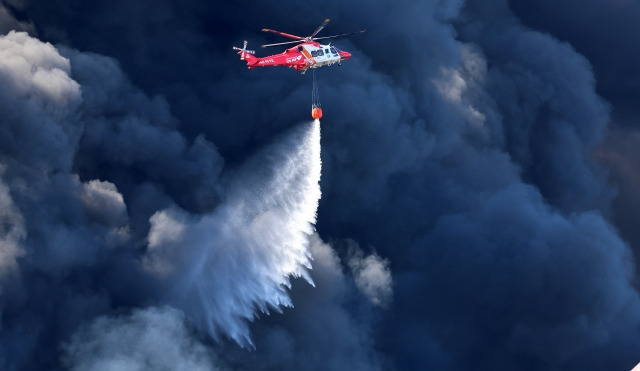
[239,42,351,72]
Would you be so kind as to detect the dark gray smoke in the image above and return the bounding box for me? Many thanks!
[0,30,336,370]
[1,0,640,370]
[508,0,640,270]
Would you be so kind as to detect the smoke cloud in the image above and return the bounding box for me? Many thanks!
[0,171,24,275]
[1,0,640,370]
[507,0,640,266]
[64,306,219,371]
[348,246,393,308]
[0,29,328,369]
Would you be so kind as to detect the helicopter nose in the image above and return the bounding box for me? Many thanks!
[339,51,351,60]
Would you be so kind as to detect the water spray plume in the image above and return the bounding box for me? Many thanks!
[144,120,322,347]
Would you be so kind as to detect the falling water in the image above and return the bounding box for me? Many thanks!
[144,120,322,346]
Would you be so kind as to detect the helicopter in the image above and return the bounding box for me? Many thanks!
[233,18,365,74]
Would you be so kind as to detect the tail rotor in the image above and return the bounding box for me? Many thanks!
[233,40,256,60]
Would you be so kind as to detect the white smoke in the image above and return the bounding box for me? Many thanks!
[81,179,128,227]
[348,248,393,308]
[0,31,82,173]
[143,120,322,346]
[64,306,220,371]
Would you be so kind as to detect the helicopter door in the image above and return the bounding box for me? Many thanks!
[311,48,328,66]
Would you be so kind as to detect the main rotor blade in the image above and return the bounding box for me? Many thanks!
[309,18,330,39]
[312,29,366,41]
[261,39,305,48]
[261,28,304,41]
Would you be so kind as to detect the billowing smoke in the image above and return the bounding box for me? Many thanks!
[348,245,392,308]
[0,30,328,369]
[2,0,640,370]
[64,307,219,371]
[0,173,24,275]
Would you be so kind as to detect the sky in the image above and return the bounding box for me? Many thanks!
[0,0,639,370]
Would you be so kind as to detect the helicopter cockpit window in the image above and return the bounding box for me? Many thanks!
[331,47,338,54]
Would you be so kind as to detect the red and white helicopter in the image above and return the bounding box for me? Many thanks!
[233,18,365,74]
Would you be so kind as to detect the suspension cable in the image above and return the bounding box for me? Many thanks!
[312,69,320,108]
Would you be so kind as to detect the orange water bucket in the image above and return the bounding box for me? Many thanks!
[311,107,323,119]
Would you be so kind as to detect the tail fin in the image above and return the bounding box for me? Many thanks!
[242,52,259,69]
[233,40,258,68]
